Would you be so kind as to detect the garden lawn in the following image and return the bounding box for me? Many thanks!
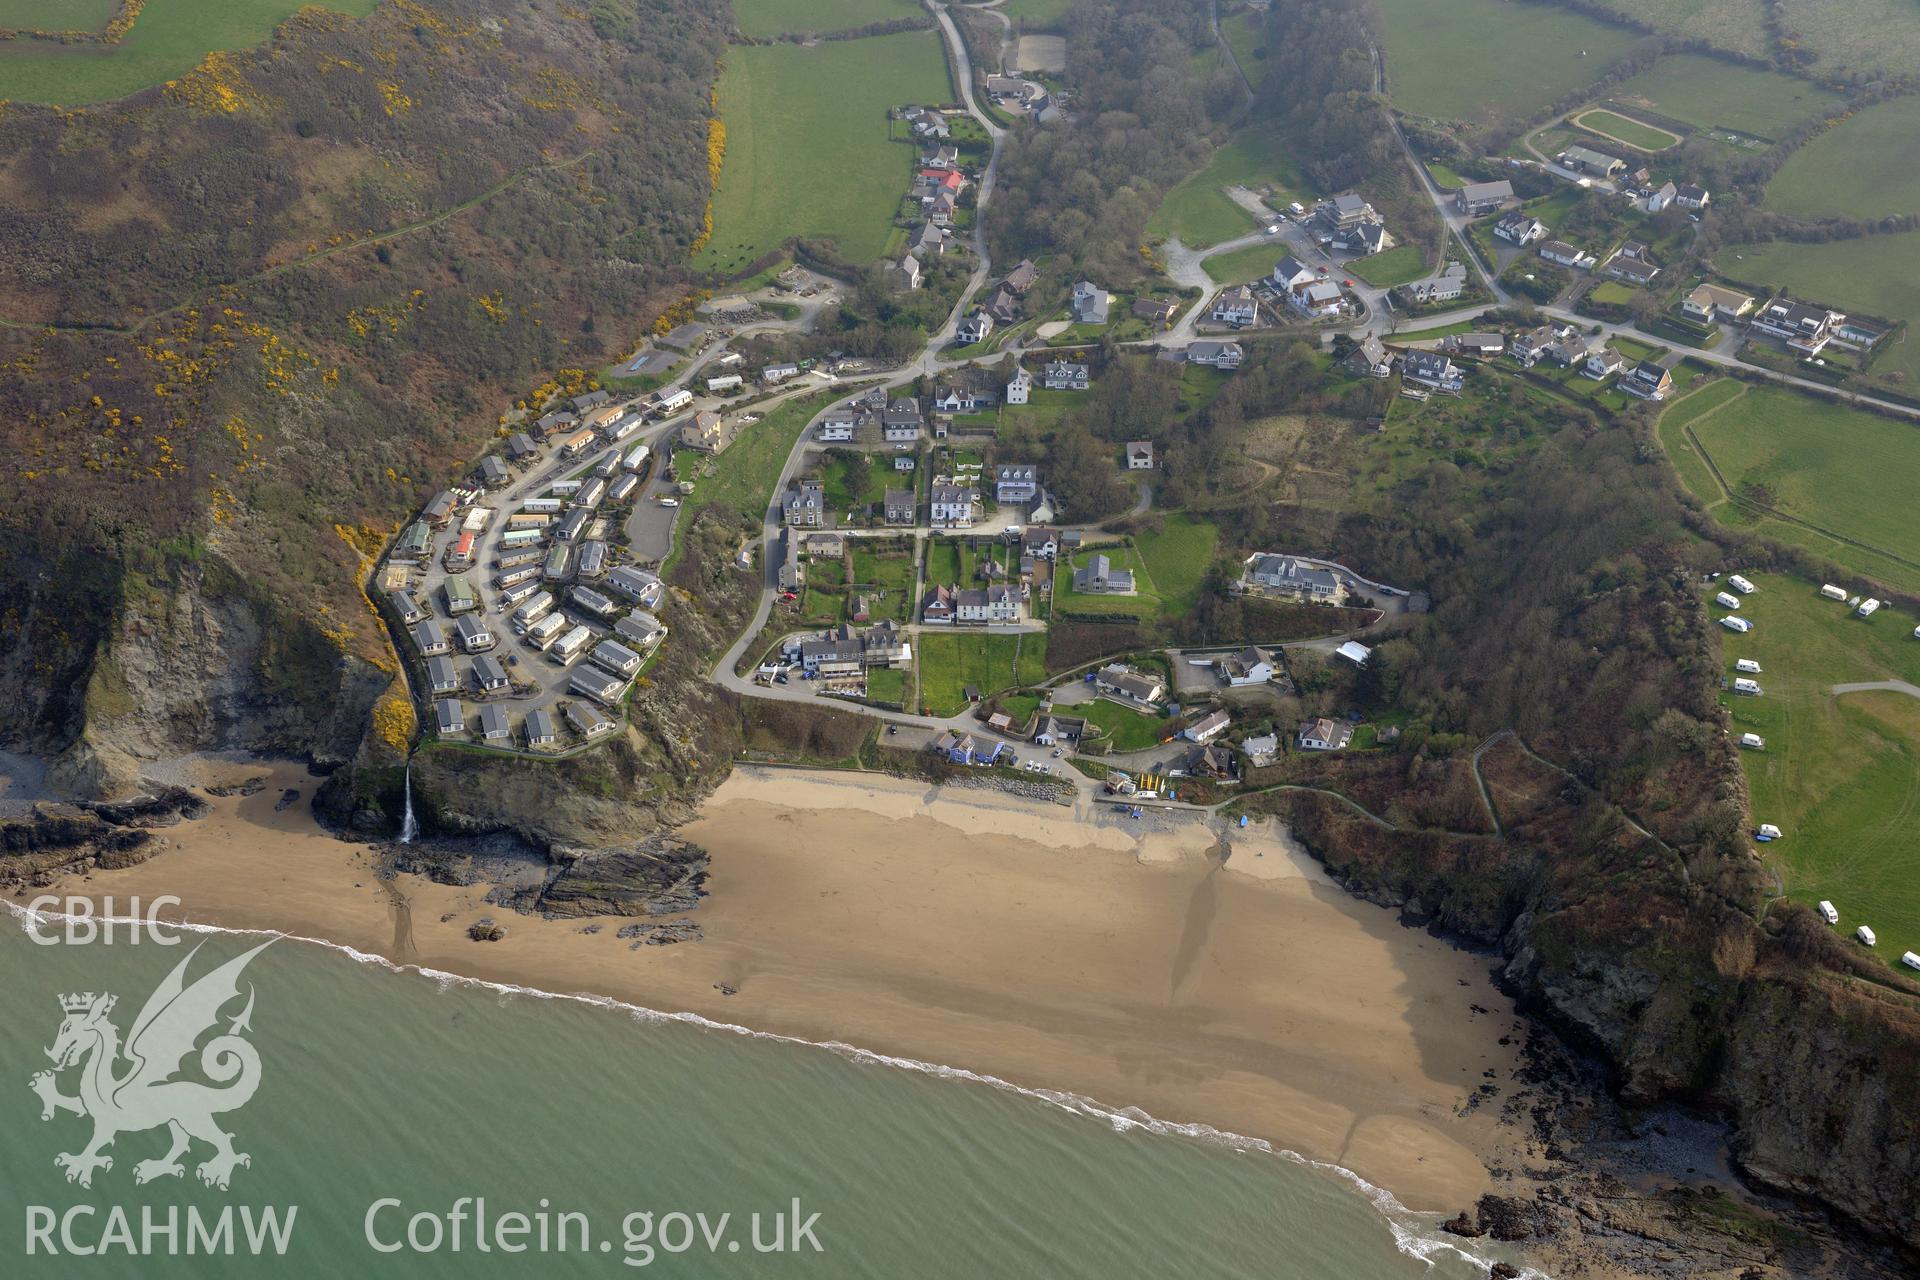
[1155,125,1314,244]
[1080,698,1170,751]
[1668,383,1920,594]
[1374,0,1638,124]
[917,632,1043,716]
[1132,515,1219,613]
[1707,573,1920,970]
[0,0,377,104]
[730,0,922,39]
[1764,96,1920,221]
[865,666,907,706]
[1055,545,1162,619]
[1723,233,1920,386]
[1606,53,1840,141]
[695,31,951,274]
[1346,243,1428,288]
[1202,240,1283,285]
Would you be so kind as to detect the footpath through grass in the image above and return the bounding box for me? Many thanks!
[696,30,951,274]
[0,0,378,104]
[1708,573,1920,969]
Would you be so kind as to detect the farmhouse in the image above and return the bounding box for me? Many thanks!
[1493,211,1547,245]
[1749,296,1845,355]
[1126,440,1155,470]
[1211,285,1259,327]
[1297,717,1354,751]
[1683,283,1754,323]
[1073,553,1135,595]
[1455,180,1515,216]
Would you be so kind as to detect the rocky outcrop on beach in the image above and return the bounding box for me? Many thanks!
[536,835,710,919]
[0,786,210,885]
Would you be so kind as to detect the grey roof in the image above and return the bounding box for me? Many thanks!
[472,654,508,686]
[425,655,458,690]
[477,704,510,739]
[525,708,557,743]
[435,699,464,733]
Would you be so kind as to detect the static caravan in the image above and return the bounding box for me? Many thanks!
[571,586,617,618]
[1818,900,1839,925]
[1857,925,1877,947]
[496,566,539,590]
[1728,574,1755,594]
[498,580,541,608]
[559,428,596,458]
[506,513,551,530]
[607,412,643,443]
[556,508,592,543]
[623,443,652,473]
[707,374,743,394]
[425,654,459,696]
[1820,583,1848,601]
[1735,658,1762,674]
[496,548,542,570]
[523,497,563,514]
[544,545,572,581]
[523,613,566,650]
[651,388,693,416]
[549,624,593,664]
[1859,598,1882,618]
[570,667,629,706]
[577,478,607,509]
[608,474,639,504]
[512,592,555,631]
[500,529,544,549]
[576,540,608,578]
[592,453,621,481]
[1904,952,1920,972]
[1714,591,1742,610]
[455,614,494,653]
[1720,616,1752,633]
[551,480,583,497]
[390,592,426,628]
[566,700,617,739]
[590,639,643,678]
[1733,677,1763,696]
[1739,733,1765,749]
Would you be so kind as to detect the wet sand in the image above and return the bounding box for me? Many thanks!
[42,761,1534,1215]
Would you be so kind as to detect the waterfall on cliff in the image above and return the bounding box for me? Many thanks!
[400,760,419,844]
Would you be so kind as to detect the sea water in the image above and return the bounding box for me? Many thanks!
[0,917,1536,1277]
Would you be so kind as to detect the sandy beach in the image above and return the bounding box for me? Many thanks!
[38,760,1534,1215]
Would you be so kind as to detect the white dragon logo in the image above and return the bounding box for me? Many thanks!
[29,939,272,1191]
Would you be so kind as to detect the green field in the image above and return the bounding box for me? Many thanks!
[0,0,118,28]
[729,0,922,39]
[1201,240,1283,285]
[1606,54,1841,141]
[916,632,1045,716]
[1055,545,1162,619]
[1659,382,1920,594]
[0,0,377,104]
[1765,97,1920,221]
[1724,234,1920,386]
[995,0,1075,24]
[1079,698,1171,751]
[696,31,951,273]
[1592,0,1772,63]
[1777,0,1920,79]
[1375,0,1639,124]
[1132,514,1220,612]
[1220,8,1264,76]
[1707,573,1920,969]
[1570,108,1680,152]
[1346,243,1428,288]
[1148,126,1310,247]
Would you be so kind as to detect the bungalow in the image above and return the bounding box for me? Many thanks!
[1246,553,1341,601]
[934,384,992,414]
[1073,553,1135,595]
[885,489,917,524]
[506,432,538,461]
[569,667,629,707]
[571,389,612,413]
[1126,440,1155,470]
[1601,242,1660,287]
[706,373,744,395]
[413,619,450,657]
[956,585,1021,624]
[534,409,577,436]
[1620,360,1673,401]
[783,479,826,527]
[557,428,597,459]
[1749,296,1844,355]
[1344,335,1392,379]
[1096,663,1164,708]
[564,700,617,739]
[1455,179,1515,216]
[1216,644,1276,687]
[1538,240,1590,269]
[1132,296,1179,328]
[1683,283,1754,323]
[1006,365,1033,405]
[905,107,949,139]
[1297,717,1354,751]
[1186,340,1244,369]
[435,699,465,736]
[443,574,478,615]
[995,464,1041,504]
[614,611,667,650]
[1444,332,1506,358]
[1242,733,1280,767]
[391,591,427,629]
[957,310,994,345]
[1043,360,1090,391]
[607,566,663,609]
[478,456,510,489]
[761,363,800,386]
[922,144,960,171]
[590,639,644,678]
[1401,350,1463,393]
[1583,347,1625,379]
[571,585,617,617]
[472,653,510,693]
[394,521,432,561]
[524,707,558,749]
[930,484,977,529]
[1544,332,1593,367]
[1493,211,1547,245]
[894,454,916,471]
[1211,285,1259,327]
[423,490,458,528]
[1676,183,1710,211]
[1185,709,1232,744]
[1071,281,1111,325]
[426,654,460,695]
[1556,145,1625,178]
[455,613,495,653]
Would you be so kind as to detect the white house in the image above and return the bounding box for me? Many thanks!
[1185,709,1232,743]
[957,310,994,344]
[1006,366,1032,405]
[1215,644,1275,686]
[1493,211,1547,245]
[1297,717,1354,751]
[1211,285,1258,327]
[1071,281,1111,325]
[1126,440,1154,470]
[930,484,976,528]
[1042,361,1089,391]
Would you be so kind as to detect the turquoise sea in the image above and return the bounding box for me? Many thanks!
[0,914,1535,1277]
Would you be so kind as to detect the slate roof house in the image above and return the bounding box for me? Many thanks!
[994,464,1041,504]
[1071,281,1110,324]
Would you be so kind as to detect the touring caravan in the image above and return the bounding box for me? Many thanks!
[1739,733,1765,750]
[1719,616,1752,633]
[1714,591,1742,610]
[1818,900,1839,925]
[1728,574,1755,594]
[1756,823,1782,841]
[1735,659,1761,674]
[1857,925,1877,947]
[1904,952,1920,972]
[1820,583,1847,601]
[1733,678,1763,696]
[1858,597,1881,618]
